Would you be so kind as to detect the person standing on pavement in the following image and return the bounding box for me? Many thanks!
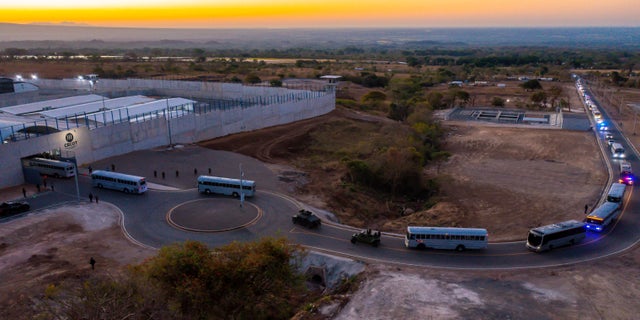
[22,188,27,198]
[89,192,94,203]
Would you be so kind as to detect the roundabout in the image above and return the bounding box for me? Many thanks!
[166,198,262,232]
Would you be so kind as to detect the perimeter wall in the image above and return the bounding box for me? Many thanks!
[0,79,335,188]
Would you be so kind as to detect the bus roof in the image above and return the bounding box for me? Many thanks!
[608,183,626,197]
[587,201,620,220]
[91,170,145,180]
[197,175,255,185]
[407,226,487,236]
[530,220,585,235]
[31,158,75,167]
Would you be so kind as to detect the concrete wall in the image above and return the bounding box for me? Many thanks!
[1,127,93,186]
[0,79,335,188]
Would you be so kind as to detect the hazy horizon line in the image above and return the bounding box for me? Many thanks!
[4,22,640,30]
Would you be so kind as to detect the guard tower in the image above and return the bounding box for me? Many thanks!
[320,75,342,93]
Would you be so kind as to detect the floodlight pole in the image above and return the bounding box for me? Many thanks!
[239,163,245,208]
[74,164,80,201]
[166,98,173,147]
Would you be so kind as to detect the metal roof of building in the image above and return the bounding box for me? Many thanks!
[40,95,155,119]
[94,98,195,124]
[0,94,105,115]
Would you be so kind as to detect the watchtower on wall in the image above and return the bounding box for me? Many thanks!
[320,75,342,93]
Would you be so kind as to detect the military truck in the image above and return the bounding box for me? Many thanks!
[350,229,381,247]
[292,209,321,229]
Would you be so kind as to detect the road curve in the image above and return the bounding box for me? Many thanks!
[34,80,640,270]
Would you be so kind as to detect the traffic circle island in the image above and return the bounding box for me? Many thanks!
[166,198,261,232]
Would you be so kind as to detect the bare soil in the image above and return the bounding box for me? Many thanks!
[0,201,155,320]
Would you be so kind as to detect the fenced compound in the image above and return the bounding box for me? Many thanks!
[0,79,333,143]
[0,78,336,188]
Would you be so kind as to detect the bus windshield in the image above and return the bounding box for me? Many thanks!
[527,232,543,246]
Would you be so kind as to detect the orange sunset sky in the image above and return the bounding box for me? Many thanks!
[1,0,638,28]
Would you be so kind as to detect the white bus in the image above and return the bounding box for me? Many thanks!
[28,157,76,178]
[607,182,627,203]
[526,220,586,252]
[197,175,256,197]
[404,226,488,251]
[91,170,148,194]
[610,142,625,159]
[585,201,621,232]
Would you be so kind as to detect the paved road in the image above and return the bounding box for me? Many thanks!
[7,83,640,269]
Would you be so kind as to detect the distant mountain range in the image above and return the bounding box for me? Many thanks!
[0,23,639,49]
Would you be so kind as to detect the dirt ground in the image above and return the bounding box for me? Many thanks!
[0,201,156,319]
[1,86,640,319]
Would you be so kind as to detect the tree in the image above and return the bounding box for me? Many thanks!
[39,239,307,319]
[559,98,570,111]
[245,74,262,84]
[520,79,542,91]
[362,91,387,103]
[610,71,627,86]
[491,96,506,107]
[455,90,470,107]
[376,147,422,197]
[361,91,387,110]
[138,239,305,318]
[406,56,422,68]
[548,85,563,108]
[4,47,27,58]
[442,88,469,108]
[426,91,445,109]
[388,103,410,121]
[192,48,207,63]
[530,91,548,108]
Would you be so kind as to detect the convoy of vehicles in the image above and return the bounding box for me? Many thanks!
[91,170,148,194]
[4,77,635,258]
[197,175,256,197]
